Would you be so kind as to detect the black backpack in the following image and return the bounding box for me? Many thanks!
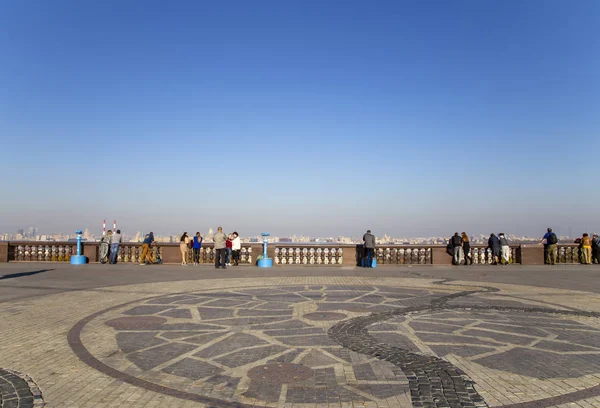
[548,233,558,244]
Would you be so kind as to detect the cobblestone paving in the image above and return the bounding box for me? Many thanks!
[0,368,44,408]
[2,273,600,407]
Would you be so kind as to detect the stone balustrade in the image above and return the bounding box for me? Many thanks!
[274,246,343,265]
[12,243,76,262]
[0,241,585,266]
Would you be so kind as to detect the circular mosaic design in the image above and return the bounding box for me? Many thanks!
[70,283,600,407]
[72,284,456,407]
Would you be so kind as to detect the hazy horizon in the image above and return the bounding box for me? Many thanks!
[2,1,599,238]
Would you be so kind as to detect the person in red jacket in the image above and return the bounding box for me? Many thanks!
[225,234,233,266]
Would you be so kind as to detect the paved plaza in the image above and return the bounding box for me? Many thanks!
[1,264,600,408]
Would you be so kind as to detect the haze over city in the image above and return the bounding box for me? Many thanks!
[1,1,598,237]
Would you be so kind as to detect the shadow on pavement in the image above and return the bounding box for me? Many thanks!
[0,269,55,280]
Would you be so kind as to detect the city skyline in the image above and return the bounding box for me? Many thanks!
[2,1,599,235]
[0,224,583,245]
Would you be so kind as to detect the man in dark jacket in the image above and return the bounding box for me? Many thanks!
[450,232,462,265]
[592,234,600,264]
[488,233,501,265]
[362,230,376,268]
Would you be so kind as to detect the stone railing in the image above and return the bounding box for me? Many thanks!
[0,241,585,266]
[374,246,432,265]
[0,242,257,265]
[11,243,77,262]
[556,244,584,264]
[274,246,344,265]
[469,245,519,265]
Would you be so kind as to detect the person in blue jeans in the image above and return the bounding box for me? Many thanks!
[109,229,122,264]
[362,230,376,267]
[192,232,203,265]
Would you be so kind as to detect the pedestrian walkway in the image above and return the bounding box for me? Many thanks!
[1,264,600,407]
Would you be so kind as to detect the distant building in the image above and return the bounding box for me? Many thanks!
[279,237,292,243]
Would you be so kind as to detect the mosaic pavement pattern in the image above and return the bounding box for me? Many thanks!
[0,368,44,408]
[71,283,600,408]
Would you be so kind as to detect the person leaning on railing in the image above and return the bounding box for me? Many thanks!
[499,233,510,265]
[362,230,376,268]
[139,232,155,265]
[592,234,600,264]
[110,229,122,264]
[488,233,501,265]
[450,233,463,265]
[192,232,203,266]
[581,233,592,265]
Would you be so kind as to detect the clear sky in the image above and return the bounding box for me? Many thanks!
[1,0,599,238]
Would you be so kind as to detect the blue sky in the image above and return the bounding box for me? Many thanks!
[1,0,598,237]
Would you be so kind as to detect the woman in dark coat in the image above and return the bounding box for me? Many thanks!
[462,232,472,265]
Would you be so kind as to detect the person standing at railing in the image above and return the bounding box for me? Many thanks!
[488,233,501,265]
[139,232,155,265]
[592,234,600,264]
[542,228,558,265]
[450,233,463,265]
[180,232,189,266]
[499,233,510,265]
[213,227,228,269]
[192,232,203,266]
[109,229,122,264]
[581,233,592,265]
[231,232,241,266]
[99,230,111,264]
[225,234,233,266]
[461,232,472,265]
[362,230,376,268]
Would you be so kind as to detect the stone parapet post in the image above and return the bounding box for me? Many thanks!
[0,242,8,262]
[432,247,451,265]
[83,242,98,263]
[159,244,181,264]
[249,243,263,265]
[342,245,358,266]
[520,244,544,265]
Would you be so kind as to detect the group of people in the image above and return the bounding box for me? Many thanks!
[571,232,600,265]
[104,227,600,267]
[448,232,511,265]
[99,229,122,264]
[178,227,241,268]
[541,227,600,265]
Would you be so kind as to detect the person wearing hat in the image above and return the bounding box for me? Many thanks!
[592,234,600,264]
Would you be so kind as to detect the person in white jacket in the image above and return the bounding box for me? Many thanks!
[499,233,510,265]
[231,232,242,266]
